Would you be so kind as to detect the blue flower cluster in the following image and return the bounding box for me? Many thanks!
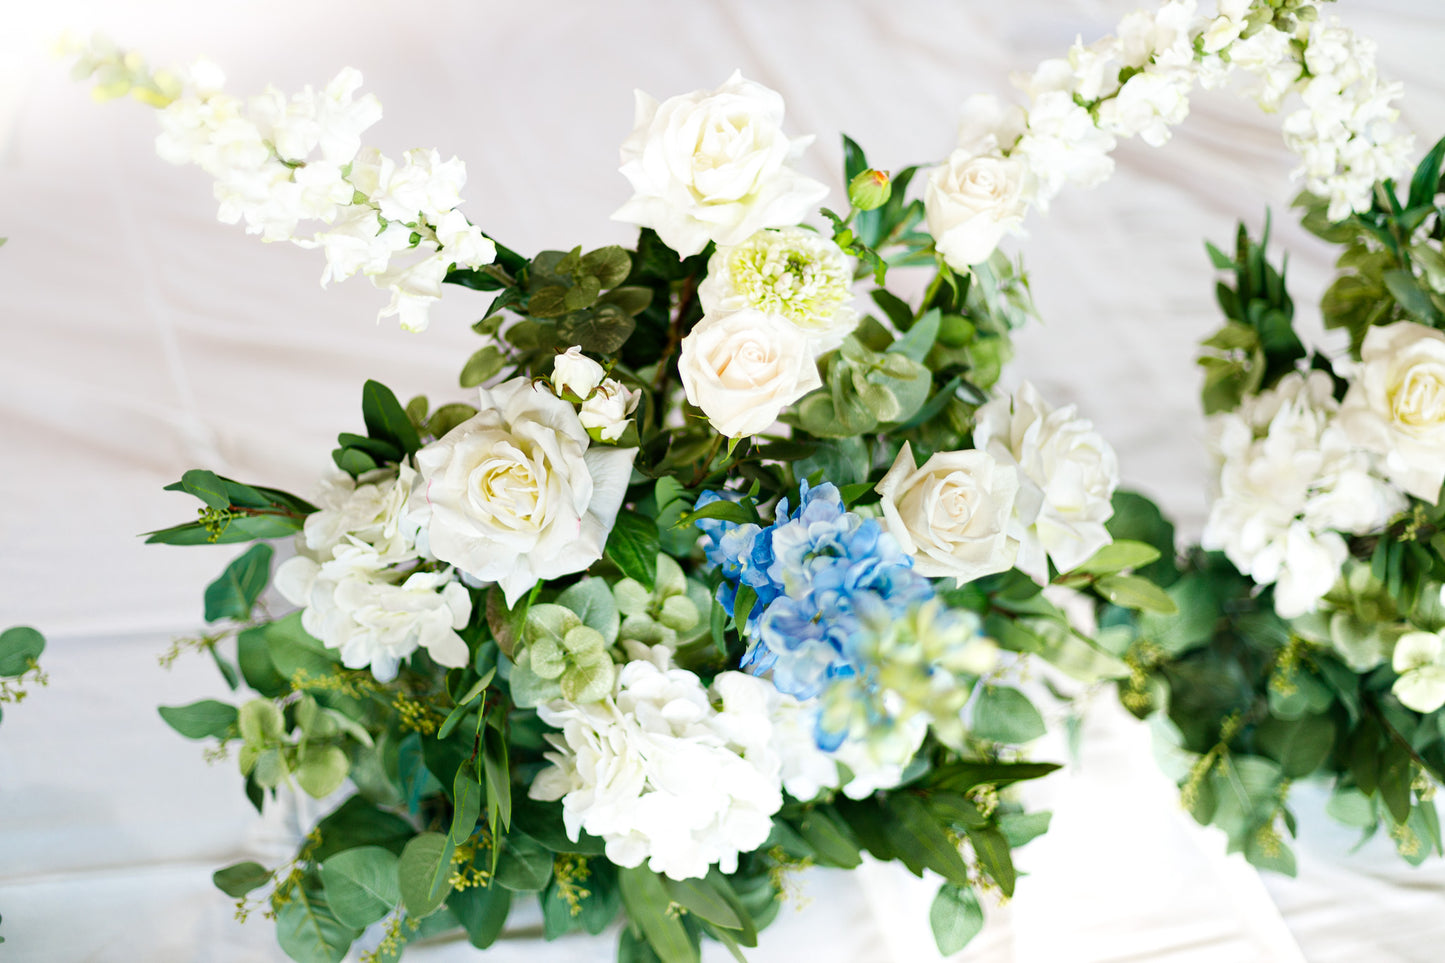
[696,482,934,713]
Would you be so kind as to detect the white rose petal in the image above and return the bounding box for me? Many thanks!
[612,71,829,257]
[552,346,607,400]
[876,442,1020,585]
[407,378,637,605]
[1339,322,1445,503]
[580,379,641,442]
[678,308,822,437]
[925,151,1029,271]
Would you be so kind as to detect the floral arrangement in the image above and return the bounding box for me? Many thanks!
[42,0,1430,959]
[1118,139,1445,872]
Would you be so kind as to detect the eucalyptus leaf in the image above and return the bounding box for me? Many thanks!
[0,627,45,677]
[203,543,274,623]
[929,883,984,955]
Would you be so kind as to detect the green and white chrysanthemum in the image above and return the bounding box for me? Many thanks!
[697,227,857,353]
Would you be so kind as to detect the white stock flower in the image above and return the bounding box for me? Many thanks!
[697,228,857,353]
[876,442,1020,585]
[925,151,1030,270]
[678,307,822,437]
[955,94,1028,157]
[407,379,637,606]
[1203,371,1402,618]
[1014,91,1117,208]
[974,381,1120,583]
[1097,69,1193,147]
[580,380,641,442]
[374,252,452,333]
[529,659,783,880]
[612,71,829,257]
[1392,630,1445,713]
[1339,322,1445,504]
[432,209,497,271]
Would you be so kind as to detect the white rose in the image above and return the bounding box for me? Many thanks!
[580,379,641,442]
[876,442,1020,585]
[611,71,829,257]
[551,346,607,400]
[407,379,637,605]
[1392,630,1445,713]
[924,150,1029,271]
[1339,322,1445,503]
[678,308,822,437]
[974,381,1119,583]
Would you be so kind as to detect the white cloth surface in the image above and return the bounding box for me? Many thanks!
[1,1,1443,960]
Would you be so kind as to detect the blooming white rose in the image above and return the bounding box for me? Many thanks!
[876,442,1020,585]
[678,307,822,437]
[974,381,1119,583]
[697,228,857,353]
[529,659,782,880]
[612,71,829,257]
[925,150,1030,270]
[551,346,607,400]
[1339,322,1445,503]
[407,379,637,605]
[1392,630,1445,713]
[580,379,641,442]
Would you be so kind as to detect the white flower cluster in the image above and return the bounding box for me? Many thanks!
[925,0,1413,272]
[67,36,496,332]
[275,467,471,681]
[974,381,1122,584]
[1202,370,1404,618]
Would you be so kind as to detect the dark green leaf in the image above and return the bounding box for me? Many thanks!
[1408,135,1445,210]
[203,543,274,624]
[398,832,454,919]
[605,510,661,590]
[1385,269,1445,325]
[362,380,422,456]
[312,796,416,862]
[213,860,271,898]
[320,847,400,928]
[159,699,237,740]
[493,830,553,892]
[662,876,742,930]
[448,883,513,949]
[0,627,45,677]
[883,793,971,885]
[931,760,1061,793]
[618,867,700,963]
[179,469,231,510]
[1255,715,1336,779]
[965,825,1016,896]
[450,764,483,843]
[793,808,862,868]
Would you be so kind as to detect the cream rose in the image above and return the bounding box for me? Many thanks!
[974,381,1119,583]
[407,379,637,605]
[1339,322,1445,503]
[876,442,1020,585]
[678,308,822,437]
[925,150,1029,271]
[611,71,829,258]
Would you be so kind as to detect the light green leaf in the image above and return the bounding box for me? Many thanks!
[275,883,359,963]
[555,578,621,644]
[0,626,44,677]
[319,846,400,928]
[213,860,272,898]
[158,700,237,740]
[618,866,700,963]
[930,883,984,955]
[238,699,285,744]
[1071,540,1162,577]
[459,345,506,388]
[296,745,349,799]
[398,832,455,919]
[1096,574,1178,614]
[971,686,1046,744]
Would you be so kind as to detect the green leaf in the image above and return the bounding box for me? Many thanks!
[1408,135,1445,209]
[213,860,271,898]
[883,793,972,885]
[179,469,231,510]
[998,810,1053,848]
[1385,268,1445,325]
[662,876,742,930]
[971,686,1047,744]
[319,846,400,929]
[459,346,506,388]
[618,867,700,963]
[559,305,637,354]
[793,808,863,868]
[605,510,661,590]
[362,380,422,456]
[493,830,554,892]
[312,796,415,862]
[483,725,513,832]
[555,578,621,645]
[203,543,274,623]
[158,699,237,740]
[889,307,941,363]
[930,883,984,955]
[398,832,455,919]
[1071,540,1161,577]
[275,883,360,963]
[965,824,1017,896]
[450,764,483,843]
[931,760,1061,793]
[1206,241,1235,271]
[1095,574,1178,614]
[1255,715,1336,779]
[0,627,45,677]
[449,883,513,949]
[427,402,478,439]
[296,745,350,799]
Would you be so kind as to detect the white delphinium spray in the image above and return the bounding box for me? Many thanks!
[64,35,496,332]
[274,467,472,680]
[1202,370,1405,618]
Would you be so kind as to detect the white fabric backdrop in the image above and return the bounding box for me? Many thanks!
[2,1,1444,960]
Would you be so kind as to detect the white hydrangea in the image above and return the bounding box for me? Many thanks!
[528,655,783,881]
[274,467,472,680]
[696,228,857,353]
[1202,371,1405,618]
[974,381,1120,583]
